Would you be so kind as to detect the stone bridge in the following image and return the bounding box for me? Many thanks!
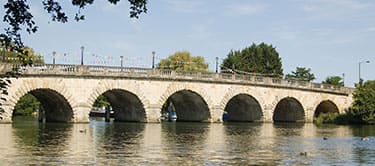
[0,63,354,123]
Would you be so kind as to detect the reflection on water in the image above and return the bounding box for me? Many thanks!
[0,117,374,165]
[8,116,73,165]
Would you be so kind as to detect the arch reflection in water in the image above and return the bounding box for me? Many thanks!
[314,100,339,118]
[224,94,263,122]
[11,117,73,164]
[13,89,73,122]
[161,90,210,122]
[160,122,210,165]
[273,97,305,123]
[222,123,282,165]
[97,122,145,151]
[96,89,146,122]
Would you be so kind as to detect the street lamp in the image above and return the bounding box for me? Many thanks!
[342,73,345,86]
[120,55,124,71]
[215,57,219,73]
[52,51,56,65]
[0,41,4,62]
[359,60,370,83]
[152,51,155,69]
[80,46,84,65]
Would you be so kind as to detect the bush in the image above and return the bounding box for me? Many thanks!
[314,113,339,125]
[315,108,374,125]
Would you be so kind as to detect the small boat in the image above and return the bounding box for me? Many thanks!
[166,102,177,122]
[169,111,177,122]
[222,111,229,122]
[89,107,114,118]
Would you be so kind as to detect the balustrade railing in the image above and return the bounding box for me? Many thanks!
[0,63,352,94]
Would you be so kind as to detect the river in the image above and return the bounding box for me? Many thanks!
[0,117,374,165]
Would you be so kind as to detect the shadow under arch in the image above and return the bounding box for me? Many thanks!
[224,93,263,122]
[12,88,73,122]
[161,90,210,122]
[273,97,305,123]
[97,89,146,122]
[314,100,339,118]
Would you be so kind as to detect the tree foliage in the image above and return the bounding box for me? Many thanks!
[1,0,147,53]
[322,76,344,87]
[14,93,40,116]
[0,45,44,65]
[315,80,375,125]
[221,43,283,76]
[286,67,315,82]
[350,80,375,124]
[93,95,111,108]
[157,51,209,72]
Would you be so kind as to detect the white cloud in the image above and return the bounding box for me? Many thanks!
[303,0,370,12]
[301,0,371,19]
[162,0,206,13]
[359,27,375,33]
[186,21,214,41]
[225,3,268,16]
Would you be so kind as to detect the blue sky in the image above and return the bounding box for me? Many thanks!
[1,0,374,87]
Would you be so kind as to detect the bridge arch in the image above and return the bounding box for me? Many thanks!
[15,89,73,122]
[161,89,210,122]
[314,100,339,118]
[95,89,146,122]
[88,81,149,122]
[223,93,263,122]
[159,84,212,122]
[2,79,75,122]
[219,87,266,122]
[273,97,305,123]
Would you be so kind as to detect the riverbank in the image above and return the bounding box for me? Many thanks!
[315,112,374,125]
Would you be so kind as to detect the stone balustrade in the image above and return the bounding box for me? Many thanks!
[0,63,353,95]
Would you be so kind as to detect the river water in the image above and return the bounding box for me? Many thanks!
[0,117,374,165]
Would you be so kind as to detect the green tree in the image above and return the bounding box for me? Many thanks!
[221,42,283,76]
[322,76,344,87]
[1,0,147,53]
[93,95,111,108]
[14,94,40,116]
[157,51,209,72]
[350,80,375,124]
[286,67,315,82]
[0,45,44,64]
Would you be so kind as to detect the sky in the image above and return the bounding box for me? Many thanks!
[1,0,374,87]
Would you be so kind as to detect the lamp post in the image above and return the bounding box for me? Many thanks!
[1,41,4,62]
[152,51,155,69]
[52,51,56,65]
[342,73,345,86]
[215,57,219,73]
[0,48,4,63]
[80,46,84,65]
[120,55,124,71]
[359,60,370,83]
